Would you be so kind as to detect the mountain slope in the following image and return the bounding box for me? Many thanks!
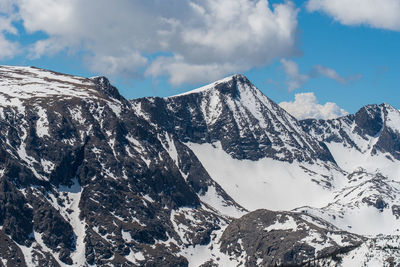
[301,103,400,177]
[0,66,399,266]
[132,74,335,163]
[0,66,241,266]
[296,104,400,236]
[132,75,348,211]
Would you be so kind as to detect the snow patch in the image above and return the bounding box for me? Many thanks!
[58,178,86,266]
[188,142,341,211]
[264,215,298,232]
[199,185,246,218]
[35,106,50,138]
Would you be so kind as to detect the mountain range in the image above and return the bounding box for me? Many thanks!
[0,65,399,266]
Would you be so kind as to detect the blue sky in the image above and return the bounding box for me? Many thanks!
[0,0,399,119]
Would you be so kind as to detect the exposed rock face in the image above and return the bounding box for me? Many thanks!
[219,210,362,267]
[0,66,236,266]
[132,75,335,163]
[301,103,400,160]
[354,104,384,137]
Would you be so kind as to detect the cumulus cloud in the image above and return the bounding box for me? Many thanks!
[281,59,362,91]
[307,0,400,31]
[2,0,299,85]
[279,92,348,120]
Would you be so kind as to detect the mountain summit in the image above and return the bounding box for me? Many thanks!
[133,74,335,163]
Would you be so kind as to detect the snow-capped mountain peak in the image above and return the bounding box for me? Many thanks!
[134,74,335,163]
[302,101,400,166]
[90,76,124,101]
[1,66,400,266]
[170,74,246,97]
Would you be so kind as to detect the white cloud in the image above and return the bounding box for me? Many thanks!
[0,1,20,59]
[307,0,400,31]
[0,34,19,59]
[280,59,362,91]
[281,59,309,92]
[279,92,348,120]
[311,65,362,84]
[3,0,299,85]
[146,56,234,86]
[87,53,148,77]
[312,65,346,84]
[0,0,17,15]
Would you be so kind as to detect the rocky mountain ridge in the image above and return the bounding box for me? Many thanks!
[132,74,335,163]
[0,66,399,266]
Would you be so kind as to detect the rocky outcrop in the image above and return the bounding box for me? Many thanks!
[301,103,400,160]
[219,209,363,266]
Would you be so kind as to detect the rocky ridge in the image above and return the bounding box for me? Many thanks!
[132,74,335,163]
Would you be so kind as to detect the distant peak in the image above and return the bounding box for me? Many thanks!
[358,103,397,117]
[0,65,125,103]
[379,102,396,110]
[230,73,248,80]
[169,74,252,98]
[90,76,123,101]
[90,76,109,84]
[362,103,396,111]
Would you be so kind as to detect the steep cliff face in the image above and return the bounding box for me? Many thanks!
[301,103,400,171]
